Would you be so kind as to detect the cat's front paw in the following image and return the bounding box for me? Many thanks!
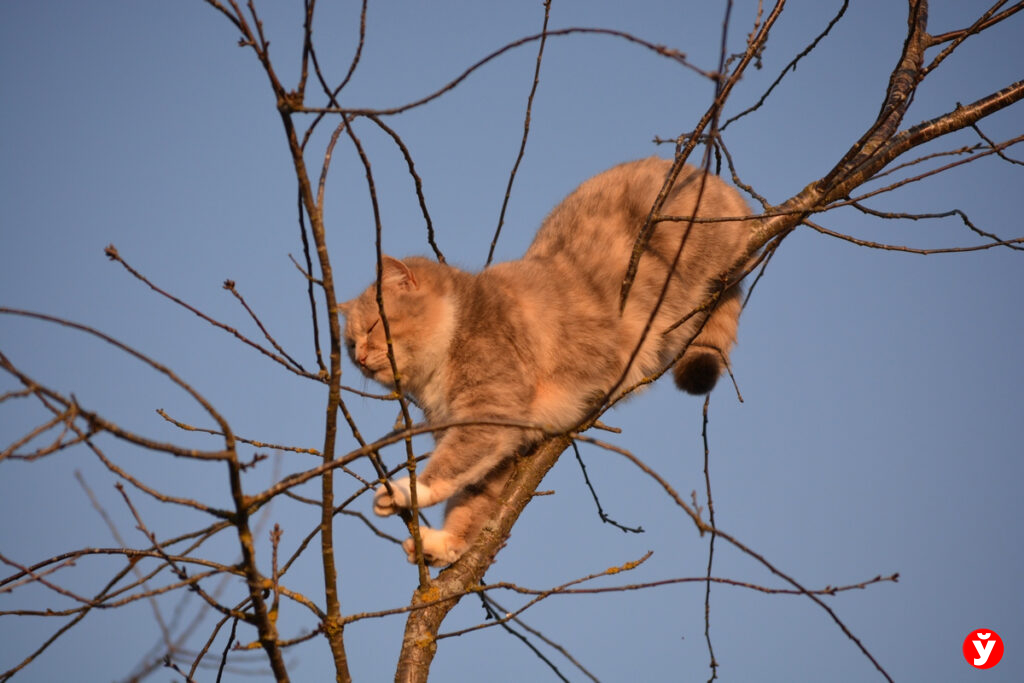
[373,478,410,516]
[373,477,436,516]
[402,528,468,567]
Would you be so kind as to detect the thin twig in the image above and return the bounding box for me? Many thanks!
[75,471,175,652]
[438,553,654,639]
[223,279,310,373]
[803,218,1024,254]
[722,0,849,131]
[571,441,644,533]
[482,594,601,683]
[478,592,570,682]
[486,0,552,266]
[701,397,718,682]
[216,617,240,683]
[104,245,321,382]
[156,408,321,455]
[365,115,446,263]
[298,27,715,117]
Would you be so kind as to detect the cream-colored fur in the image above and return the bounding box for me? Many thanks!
[340,158,753,566]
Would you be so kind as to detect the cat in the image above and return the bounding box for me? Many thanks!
[339,157,753,566]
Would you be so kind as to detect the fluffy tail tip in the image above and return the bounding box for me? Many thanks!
[673,352,722,395]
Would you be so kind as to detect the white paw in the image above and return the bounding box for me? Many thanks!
[373,477,409,516]
[373,477,435,516]
[402,528,468,567]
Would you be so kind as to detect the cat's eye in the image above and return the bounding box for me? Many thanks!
[366,319,380,335]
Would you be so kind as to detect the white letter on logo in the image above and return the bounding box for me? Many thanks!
[972,634,996,666]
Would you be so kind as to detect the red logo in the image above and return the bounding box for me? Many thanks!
[962,629,1003,669]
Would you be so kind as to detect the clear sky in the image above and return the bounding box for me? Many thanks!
[1,2,1021,682]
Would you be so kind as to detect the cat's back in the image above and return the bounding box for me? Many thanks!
[524,157,750,273]
[524,158,660,259]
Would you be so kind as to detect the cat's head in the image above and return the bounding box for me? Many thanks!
[338,256,454,391]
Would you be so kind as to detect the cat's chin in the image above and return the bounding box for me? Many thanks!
[358,366,395,387]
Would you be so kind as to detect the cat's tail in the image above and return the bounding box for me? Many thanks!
[674,349,725,395]
[672,286,742,395]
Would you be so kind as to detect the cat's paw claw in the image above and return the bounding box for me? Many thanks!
[402,528,468,567]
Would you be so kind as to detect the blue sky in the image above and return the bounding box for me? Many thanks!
[1,2,1022,682]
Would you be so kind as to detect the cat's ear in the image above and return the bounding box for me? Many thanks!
[380,255,418,291]
[336,300,352,316]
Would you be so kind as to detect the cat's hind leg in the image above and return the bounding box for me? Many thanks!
[673,285,742,395]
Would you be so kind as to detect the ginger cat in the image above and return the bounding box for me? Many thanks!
[339,157,752,566]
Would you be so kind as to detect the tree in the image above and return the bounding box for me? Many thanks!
[1,1,1021,681]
